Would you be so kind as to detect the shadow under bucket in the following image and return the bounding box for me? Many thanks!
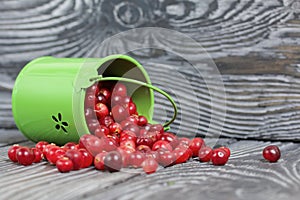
[12,55,177,145]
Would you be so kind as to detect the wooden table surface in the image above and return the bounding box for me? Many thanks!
[0,0,300,199]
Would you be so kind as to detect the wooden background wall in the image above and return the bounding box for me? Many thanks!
[1,0,300,141]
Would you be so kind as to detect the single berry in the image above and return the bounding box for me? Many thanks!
[160,132,179,148]
[173,147,191,164]
[16,147,35,166]
[112,83,127,97]
[112,105,129,122]
[263,145,281,162]
[94,125,110,138]
[95,103,109,119]
[142,158,159,174]
[104,151,123,172]
[99,116,115,127]
[157,150,175,167]
[211,148,229,166]
[87,119,100,133]
[128,151,146,168]
[56,157,73,173]
[136,145,152,153]
[46,146,66,165]
[109,122,122,134]
[137,116,148,126]
[152,140,173,152]
[7,145,20,162]
[198,146,213,162]
[219,146,231,158]
[79,134,103,157]
[98,88,111,100]
[94,152,108,170]
[63,142,78,150]
[78,149,93,168]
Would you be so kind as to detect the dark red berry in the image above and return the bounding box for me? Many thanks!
[142,158,159,174]
[136,145,152,153]
[65,149,84,170]
[152,140,173,152]
[98,88,111,100]
[16,147,35,166]
[263,145,281,162]
[220,147,231,158]
[111,95,123,106]
[78,149,93,168]
[126,115,138,125]
[56,157,73,173]
[63,142,78,150]
[94,152,107,170]
[101,137,118,152]
[198,146,213,162]
[211,148,229,166]
[189,138,205,157]
[95,103,109,119]
[99,116,115,127]
[104,151,123,172]
[42,143,57,159]
[160,132,179,148]
[109,122,122,134]
[137,116,148,126]
[126,102,137,115]
[173,147,190,164]
[120,139,136,150]
[32,147,43,163]
[7,145,20,162]
[96,94,107,105]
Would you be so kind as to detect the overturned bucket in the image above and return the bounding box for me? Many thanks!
[12,55,177,145]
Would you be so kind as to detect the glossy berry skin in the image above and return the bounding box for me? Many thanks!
[152,140,173,152]
[98,88,111,100]
[7,145,20,162]
[56,157,73,173]
[220,147,231,158]
[94,152,107,170]
[160,132,179,148]
[65,149,83,170]
[35,141,49,152]
[94,125,110,138]
[16,147,35,166]
[198,146,213,162]
[120,130,137,144]
[263,145,281,162]
[137,116,148,126]
[99,116,115,127]
[157,150,175,167]
[64,142,78,150]
[78,149,93,168]
[189,138,205,157]
[87,119,100,133]
[173,147,191,164]
[142,158,159,174]
[127,102,137,115]
[128,151,146,168]
[96,94,107,105]
[109,123,122,134]
[32,148,43,163]
[104,151,123,172]
[42,144,57,158]
[137,145,152,153]
[95,103,109,119]
[211,149,229,166]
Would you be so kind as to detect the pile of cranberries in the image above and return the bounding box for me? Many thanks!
[7,82,281,173]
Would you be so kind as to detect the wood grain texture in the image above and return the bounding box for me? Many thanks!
[0,138,299,200]
[1,0,300,141]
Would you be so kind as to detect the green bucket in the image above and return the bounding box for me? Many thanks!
[12,55,177,145]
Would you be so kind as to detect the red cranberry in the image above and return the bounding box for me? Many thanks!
[137,116,148,126]
[173,147,190,164]
[120,140,136,150]
[16,147,35,166]
[94,152,108,170]
[150,124,164,134]
[152,140,173,152]
[137,145,152,153]
[65,149,84,170]
[78,149,93,168]
[95,125,110,138]
[104,151,123,172]
[35,141,49,152]
[179,137,191,146]
[64,142,78,150]
[189,138,205,157]
[99,116,115,127]
[56,157,73,173]
[126,115,138,125]
[198,146,213,162]
[263,145,281,162]
[79,134,103,157]
[136,136,154,148]
[126,102,137,115]
[42,143,57,158]
[85,108,96,121]
[106,134,120,145]
[128,151,146,168]
[142,158,159,174]
[32,148,43,163]
[160,132,179,148]
[220,147,231,158]
[7,145,20,162]
[145,151,159,160]
[211,148,229,166]
[96,94,107,105]
[98,88,111,100]
[122,96,133,105]
[112,105,129,122]
[46,146,66,165]
[112,83,127,97]
[95,103,109,119]
[120,130,137,143]
[109,122,122,134]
